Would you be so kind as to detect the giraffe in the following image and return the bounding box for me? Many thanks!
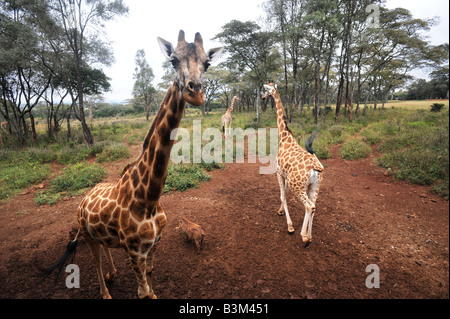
[45,30,223,299]
[221,95,239,137]
[261,81,324,246]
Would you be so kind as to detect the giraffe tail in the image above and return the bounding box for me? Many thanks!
[305,131,319,155]
[39,230,80,279]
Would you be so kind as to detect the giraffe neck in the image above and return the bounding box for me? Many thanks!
[271,89,291,141]
[228,96,238,113]
[124,81,186,209]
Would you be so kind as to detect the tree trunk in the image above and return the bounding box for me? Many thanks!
[66,113,72,143]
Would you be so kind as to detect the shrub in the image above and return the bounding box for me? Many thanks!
[339,139,371,160]
[430,103,444,112]
[164,164,211,193]
[23,148,57,164]
[57,145,90,165]
[360,128,383,145]
[51,163,106,193]
[0,163,51,190]
[96,143,131,163]
[34,191,61,206]
[199,160,224,172]
[0,163,51,201]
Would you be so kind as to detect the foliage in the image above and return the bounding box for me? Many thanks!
[51,163,106,193]
[163,164,211,193]
[96,143,130,163]
[339,138,372,160]
[430,103,445,112]
[57,145,91,165]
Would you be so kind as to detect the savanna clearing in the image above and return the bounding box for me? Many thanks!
[0,100,448,299]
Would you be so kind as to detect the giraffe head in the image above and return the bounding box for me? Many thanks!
[261,81,277,101]
[158,30,223,106]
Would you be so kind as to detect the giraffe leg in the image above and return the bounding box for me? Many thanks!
[128,251,154,299]
[103,247,117,283]
[297,191,315,245]
[277,173,294,233]
[83,233,111,299]
[145,245,158,299]
[305,171,322,242]
[276,173,285,215]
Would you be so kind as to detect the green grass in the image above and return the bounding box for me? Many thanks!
[339,138,372,160]
[1,101,448,201]
[57,145,90,165]
[34,163,107,206]
[96,143,131,163]
[0,162,51,201]
[376,109,449,198]
[163,164,211,193]
[51,163,107,193]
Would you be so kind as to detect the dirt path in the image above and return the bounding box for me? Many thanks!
[0,141,448,299]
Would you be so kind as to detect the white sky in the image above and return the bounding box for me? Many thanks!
[102,0,449,103]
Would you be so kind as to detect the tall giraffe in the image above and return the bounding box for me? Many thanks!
[261,81,324,246]
[221,95,239,137]
[45,30,223,299]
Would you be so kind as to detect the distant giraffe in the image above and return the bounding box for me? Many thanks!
[44,30,223,299]
[221,95,239,137]
[262,81,324,246]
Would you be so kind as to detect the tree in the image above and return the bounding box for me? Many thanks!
[0,0,52,144]
[132,49,156,121]
[214,20,279,113]
[48,0,128,146]
[201,66,230,115]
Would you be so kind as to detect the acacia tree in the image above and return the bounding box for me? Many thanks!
[0,0,53,145]
[214,20,279,112]
[132,49,156,121]
[48,0,128,146]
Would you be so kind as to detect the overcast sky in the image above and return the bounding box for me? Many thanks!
[101,0,449,103]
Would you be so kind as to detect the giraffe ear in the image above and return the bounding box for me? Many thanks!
[157,37,174,59]
[207,47,224,64]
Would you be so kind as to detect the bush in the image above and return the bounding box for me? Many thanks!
[164,164,211,193]
[339,139,372,160]
[23,148,57,164]
[0,163,51,190]
[430,103,444,112]
[57,145,90,165]
[0,163,51,201]
[51,163,106,193]
[96,143,131,163]
[360,128,383,145]
[34,191,61,206]
[377,148,447,186]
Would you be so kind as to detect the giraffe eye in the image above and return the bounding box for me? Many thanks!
[170,57,179,68]
[204,62,210,72]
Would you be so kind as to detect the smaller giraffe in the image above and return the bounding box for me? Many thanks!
[221,95,239,137]
[262,81,324,246]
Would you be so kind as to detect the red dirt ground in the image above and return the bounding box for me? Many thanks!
[0,140,448,299]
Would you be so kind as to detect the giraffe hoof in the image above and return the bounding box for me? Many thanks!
[102,292,112,299]
[302,237,311,247]
[287,226,295,234]
[277,210,285,216]
[105,272,116,283]
[140,292,157,299]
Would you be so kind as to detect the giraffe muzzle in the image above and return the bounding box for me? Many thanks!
[183,80,205,106]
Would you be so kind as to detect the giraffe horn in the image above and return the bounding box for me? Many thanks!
[178,30,186,43]
[194,32,203,47]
